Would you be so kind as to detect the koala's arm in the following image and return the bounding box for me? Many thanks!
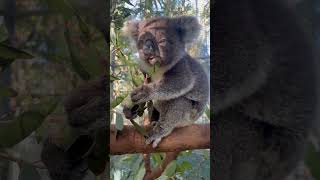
[131,61,195,103]
[212,59,271,113]
[150,69,195,101]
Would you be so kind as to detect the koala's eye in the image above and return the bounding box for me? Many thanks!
[158,39,167,46]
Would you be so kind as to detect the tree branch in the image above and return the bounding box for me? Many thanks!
[110,124,210,155]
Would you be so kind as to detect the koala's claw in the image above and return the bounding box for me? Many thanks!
[150,121,157,127]
[146,135,162,148]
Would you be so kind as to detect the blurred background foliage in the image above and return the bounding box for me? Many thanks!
[110,0,210,179]
[0,0,107,179]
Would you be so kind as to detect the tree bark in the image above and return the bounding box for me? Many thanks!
[110,124,210,155]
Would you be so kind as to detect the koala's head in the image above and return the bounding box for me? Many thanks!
[122,16,201,67]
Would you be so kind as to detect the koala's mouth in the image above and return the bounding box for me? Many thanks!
[146,56,160,65]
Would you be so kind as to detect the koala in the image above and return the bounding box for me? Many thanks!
[122,16,209,148]
[213,0,316,180]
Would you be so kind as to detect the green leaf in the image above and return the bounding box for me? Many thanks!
[88,129,108,175]
[163,160,177,177]
[79,45,104,78]
[0,111,46,148]
[152,153,162,165]
[177,161,192,173]
[306,143,320,179]
[205,106,210,120]
[115,113,124,131]
[157,175,169,180]
[134,163,145,180]
[64,23,91,80]
[29,97,60,116]
[0,86,17,97]
[111,93,128,108]
[0,43,33,60]
[75,13,91,41]
[130,70,144,87]
[44,0,73,19]
[147,61,161,77]
[0,98,59,148]
[19,163,41,180]
[110,75,120,82]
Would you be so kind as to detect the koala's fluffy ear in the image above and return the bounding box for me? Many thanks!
[172,16,201,43]
[122,20,140,42]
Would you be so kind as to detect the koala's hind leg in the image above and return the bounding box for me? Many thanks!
[146,98,195,148]
[213,109,306,180]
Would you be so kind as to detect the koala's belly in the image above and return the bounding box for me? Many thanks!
[153,97,205,122]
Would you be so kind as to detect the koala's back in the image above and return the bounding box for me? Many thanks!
[213,0,316,129]
[213,0,317,179]
[184,55,209,104]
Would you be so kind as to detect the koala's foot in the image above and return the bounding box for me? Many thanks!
[146,123,173,148]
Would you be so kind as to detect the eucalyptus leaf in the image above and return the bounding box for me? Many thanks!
[19,163,41,180]
[64,24,91,80]
[75,13,91,41]
[205,106,210,120]
[157,175,169,180]
[111,93,128,108]
[152,153,162,165]
[88,129,108,175]
[134,163,145,180]
[163,160,177,177]
[0,111,46,148]
[177,161,192,173]
[0,86,17,97]
[147,61,161,77]
[115,113,124,131]
[44,0,73,19]
[0,43,33,60]
[0,98,59,148]
[110,75,120,82]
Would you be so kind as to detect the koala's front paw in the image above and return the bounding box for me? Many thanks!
[131,85,152,104]
[123,104,138,119]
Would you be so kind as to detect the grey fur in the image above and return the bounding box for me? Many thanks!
[123,16,209,148]
[213,0,316,179]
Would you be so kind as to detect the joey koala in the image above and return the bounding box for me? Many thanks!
[122,16,209,148]
[213,0,316,180]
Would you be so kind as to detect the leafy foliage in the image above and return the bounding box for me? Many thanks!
[0,0,107,179]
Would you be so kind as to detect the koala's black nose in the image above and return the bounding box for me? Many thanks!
[143,40,154,55]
